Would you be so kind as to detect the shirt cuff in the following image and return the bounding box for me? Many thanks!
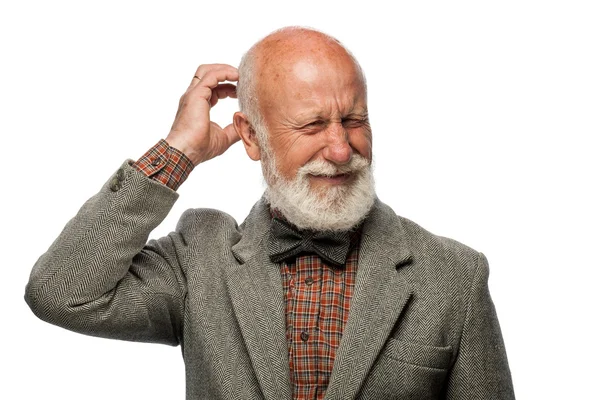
[132,139,194,191]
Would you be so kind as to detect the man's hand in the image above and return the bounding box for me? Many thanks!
[165,64,240,166]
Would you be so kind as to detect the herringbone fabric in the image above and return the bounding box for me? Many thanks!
[25,161,515,400]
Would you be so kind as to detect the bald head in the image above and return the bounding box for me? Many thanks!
[252,27,364,80]
[237,27,366,134]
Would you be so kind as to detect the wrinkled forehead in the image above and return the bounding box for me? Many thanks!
[263,62,365,118]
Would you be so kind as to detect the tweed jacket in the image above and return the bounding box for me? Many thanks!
[25,161,515,399]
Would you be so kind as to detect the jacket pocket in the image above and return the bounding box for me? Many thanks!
[357,339,453,399]
[380,338,452,370]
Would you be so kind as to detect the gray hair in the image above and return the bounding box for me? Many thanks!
[237,40,264,140]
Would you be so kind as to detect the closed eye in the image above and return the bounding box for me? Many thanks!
[342,118,369,129]
[300,120,327,131]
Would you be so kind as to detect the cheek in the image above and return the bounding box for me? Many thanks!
[275,149,311,180]
[276,137,323,178]
[351,130,373,159]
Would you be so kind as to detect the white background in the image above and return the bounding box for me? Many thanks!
[2,1,598,398]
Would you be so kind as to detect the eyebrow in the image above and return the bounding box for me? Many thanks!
[292,108,369,122]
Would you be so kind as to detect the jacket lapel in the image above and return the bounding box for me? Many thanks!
[225,197,413,400]
[325,199,414,400]
[226,198,293,400]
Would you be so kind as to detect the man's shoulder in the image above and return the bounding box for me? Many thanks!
[369,199,481,259]
[360,209,486,316]
[398,215,480,258]
[175,207,239,233]
[369,199,484,282]
[393,214,487,289]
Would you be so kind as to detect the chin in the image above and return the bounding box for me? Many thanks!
[265,164,376,232]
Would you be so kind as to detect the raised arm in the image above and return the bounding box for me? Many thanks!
[25,64,240,344]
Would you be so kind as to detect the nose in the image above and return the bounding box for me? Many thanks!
[323,122,352,165]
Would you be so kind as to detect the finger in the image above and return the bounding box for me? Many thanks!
[191,67,239,93]
[189,64,236,89]
[210,84,237,107]
[194,64,238,82]
[188,75,201,88]
[222,123,242,147]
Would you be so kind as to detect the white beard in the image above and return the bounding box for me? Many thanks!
[262,150,376,232]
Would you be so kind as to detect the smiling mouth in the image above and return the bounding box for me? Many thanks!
[309,172,353,185]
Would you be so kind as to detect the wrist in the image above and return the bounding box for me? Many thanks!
[164,134,206,166]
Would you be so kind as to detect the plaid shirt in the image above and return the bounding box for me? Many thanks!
[132,139,194,191]
[280,245,358,399]
[134,140,358,400]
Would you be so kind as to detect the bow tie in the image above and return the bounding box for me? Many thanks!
[267,217,353,268]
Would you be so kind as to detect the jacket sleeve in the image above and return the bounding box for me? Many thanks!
[446,253,515,399]
[24,161,187,346]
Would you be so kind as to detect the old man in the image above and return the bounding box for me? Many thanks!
[26,27,514,399]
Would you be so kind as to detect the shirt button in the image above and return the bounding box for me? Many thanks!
[305,277,314,286]
[300,331,309,342]
[151,157,162,166]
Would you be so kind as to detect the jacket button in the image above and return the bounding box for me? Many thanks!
[116,168,125,182]
[109,178,121,192]
[300,331,309,342]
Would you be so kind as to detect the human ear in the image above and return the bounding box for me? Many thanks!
[233,112,261,161]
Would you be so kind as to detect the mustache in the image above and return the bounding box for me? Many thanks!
[297,155,370,178]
